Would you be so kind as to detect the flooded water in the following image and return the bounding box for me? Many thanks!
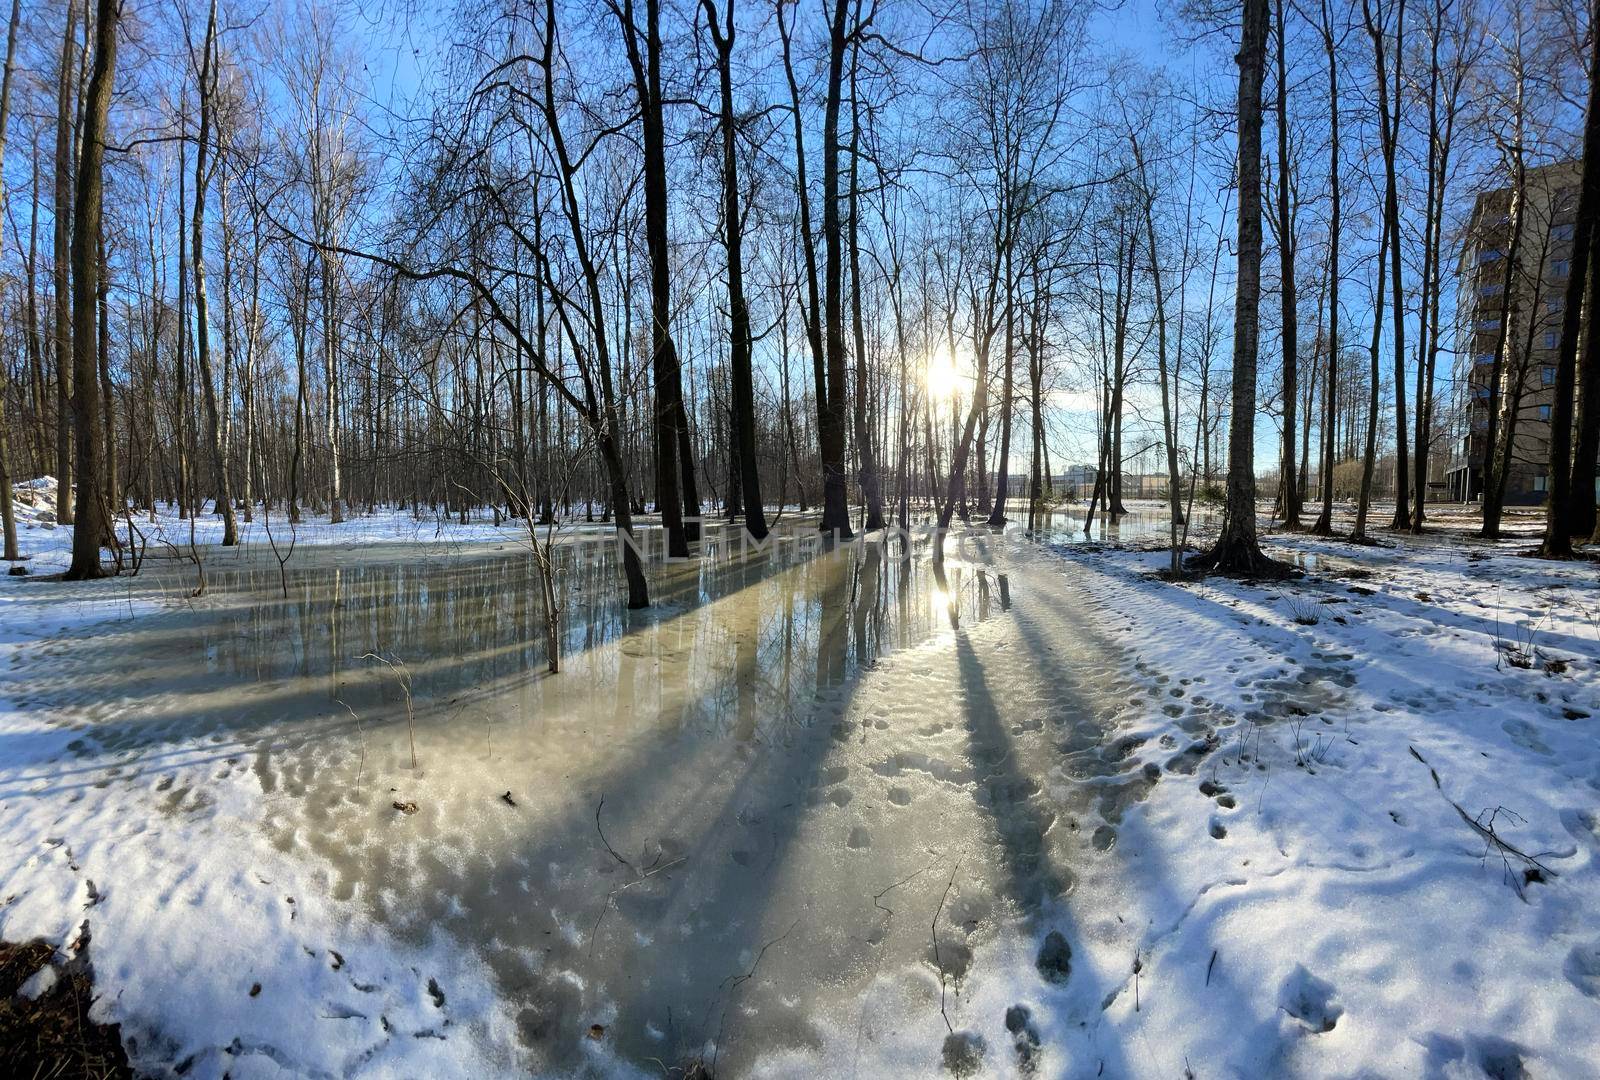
[17,510,1229,1075]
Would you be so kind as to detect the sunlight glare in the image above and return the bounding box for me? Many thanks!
[926,351,964,401]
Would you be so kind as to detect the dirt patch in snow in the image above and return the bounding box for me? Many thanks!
[0,936,132,1079]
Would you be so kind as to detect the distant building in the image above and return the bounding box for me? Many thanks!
[1446,160,1596,505]
[1053,465,1098,498]
[993,466,1098,501]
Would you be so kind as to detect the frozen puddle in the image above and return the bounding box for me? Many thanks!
[1,525,1199,1076]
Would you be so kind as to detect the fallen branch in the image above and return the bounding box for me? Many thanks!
[1408,745,1557,899]
[709,918,801,1077]
[586,856,686,956]
[931,860,962,1035]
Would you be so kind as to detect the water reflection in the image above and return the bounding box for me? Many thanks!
[1027,506,1212,545]
[178,526,1002,737]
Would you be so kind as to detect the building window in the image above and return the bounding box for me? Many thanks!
[1475,353,1495,366]
[1553,223,1576,241]
[1549,298,1564,313]
[1476,318,1501,332]
[1479,248,1503,264]
[1538,404,1553,421]
[1553,259,1571,277]
[1533,474,1550,493]
[1472,386,1492,401]
[1478,282,1504,299]
[1542,365,1557,386]
[1545,331,1559,349]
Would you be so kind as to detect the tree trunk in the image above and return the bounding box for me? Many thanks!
[615,0,689,556]
[289,254,310,524]
[704,0,766,540]
[1480,144,1527,539]
[1192,0,1281,576]
[25,132,46,483]
[1108,227,1133,517]
[176,94,191,520]
[64,0,119,580]
[97,222,114,515]
[1576,235,1600,541]
[988,236,1015,527]
[1276,0,1300,528]
[191,0,237,547]
[1543,3,1599,555]
[1353,212,1390,541]
[778,0,828,513]
[241,199,263,522]
[816,0,854,538]
[53,0,78,527]
[0,0,20,562]
[848,41,885,532]
[1133,136,1185,575]
[1367,0,1411,530]
[1410,6,1443,533]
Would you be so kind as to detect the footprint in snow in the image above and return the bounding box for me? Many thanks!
[1005,1004,1042,1073]
[941,1031,985,1076]
[1564,941,1600,999]
[1279,965,1341,1033]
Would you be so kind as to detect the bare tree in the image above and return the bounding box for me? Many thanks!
[702,0,767,540]
[64,0,120,579]
[1542,0,1598,555]
[1192,0,1284,575]
[53,0,79,527]
[1364,0,1411,529]
[0,0,21,563]
[1308,0,1344,537]
[1274,0,1302,527]
[188,0,237,546]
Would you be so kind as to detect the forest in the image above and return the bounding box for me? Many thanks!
[2,0,1599,1077]
[0,0,1592,592]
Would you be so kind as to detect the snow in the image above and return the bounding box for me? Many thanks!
[4,476,544,577]
[995,528,1600,1077]
[18,963,58,1000]
[3,485,1598,1077]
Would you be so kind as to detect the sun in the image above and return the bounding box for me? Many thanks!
[926,352,964,401]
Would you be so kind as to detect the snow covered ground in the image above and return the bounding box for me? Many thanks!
[1004,523,1600,1077]
[4,476,550,574]
[2,486,1598,1077]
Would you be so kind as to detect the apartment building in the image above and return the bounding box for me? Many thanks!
[1445,160,1588,505]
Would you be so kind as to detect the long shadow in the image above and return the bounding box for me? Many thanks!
[574,549,872,1072]
[994,549,1257,1074]
[1018,545,1577,1073]
[948,627,1136,1079]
